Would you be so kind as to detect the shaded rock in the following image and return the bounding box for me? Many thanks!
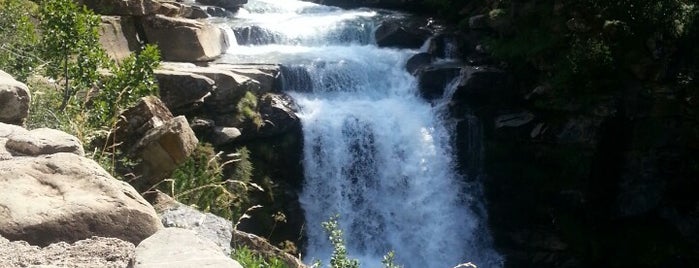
[0,235,135,268]
[151,193,233,255]
[99,16,141,61]
[374,20,430,49]
[556,116,601,144]
[212,126,242,146]
[133,116,198,188]
[0,153,162,246]
[197,0,248,11]
[190,117,216,135]
[5,128,84,156]
[79,0,161,16]
[141,15,226,62]
[257,93,301,138]
[112,96,174,154]
[417,65,462,100]
[155,69,215,114]
[0,71,30,125]
[232,230,307,268]
[134,228,242,268]
[406,52,432,75]
[495,112,535,128]
[468,14,489,29]
[453,66,511,105]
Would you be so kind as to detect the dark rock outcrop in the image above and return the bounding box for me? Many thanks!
[374,20,431,49]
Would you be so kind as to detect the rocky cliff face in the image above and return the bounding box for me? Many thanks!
[435,18,699,268]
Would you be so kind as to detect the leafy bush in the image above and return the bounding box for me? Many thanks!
[320,216,403,268]
[322,216,360,268]
[232,246,288,268]
[38,0,108,110]
[0,0,40,81]
[93,44,160,124]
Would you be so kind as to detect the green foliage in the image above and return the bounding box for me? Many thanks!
[381,251,401,268]
[0,0,41,81]
[320,216,403,268]
[38,0,108,109]
[237,91,264,128]
[168,144,258,221]
[231,246,288,268]
[93,45,160,125]
[322,216,360,268]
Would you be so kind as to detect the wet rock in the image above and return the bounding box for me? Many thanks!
[417,65,462,100]
[453,66,511,105]
[0,153,162,246]
[141,15,226,62]
[0,70,30,125]
[257,93,301,138]
[374,20,430,49]
[405,52,432,75]
[134,228,242,268]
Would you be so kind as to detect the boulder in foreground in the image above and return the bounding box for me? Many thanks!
[0,153,162,246]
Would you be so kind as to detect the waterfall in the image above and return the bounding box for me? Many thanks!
[215,0,502,267]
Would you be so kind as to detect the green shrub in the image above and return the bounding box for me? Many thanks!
[94,44,160,125]
[0,0,40,81]
[38,0,108,110]
[231,246,288,268]
[167,144,258,221]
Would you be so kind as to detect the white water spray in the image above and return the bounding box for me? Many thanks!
[216,0,502,267]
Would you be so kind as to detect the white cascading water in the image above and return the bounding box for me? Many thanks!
[214,0,502,267]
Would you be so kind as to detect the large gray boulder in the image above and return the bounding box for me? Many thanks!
[0,153,162,246]
[142,15,226,62]
[0,235,135,268]
[0,70,30,125]
[99,16,141,61]
[79,0,161,16]
[5,127,84,157]
[149,192,307,268]
[154,194,234,255]
[134,228,242,268]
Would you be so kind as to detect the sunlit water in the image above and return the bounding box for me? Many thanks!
[214,0,502,267]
